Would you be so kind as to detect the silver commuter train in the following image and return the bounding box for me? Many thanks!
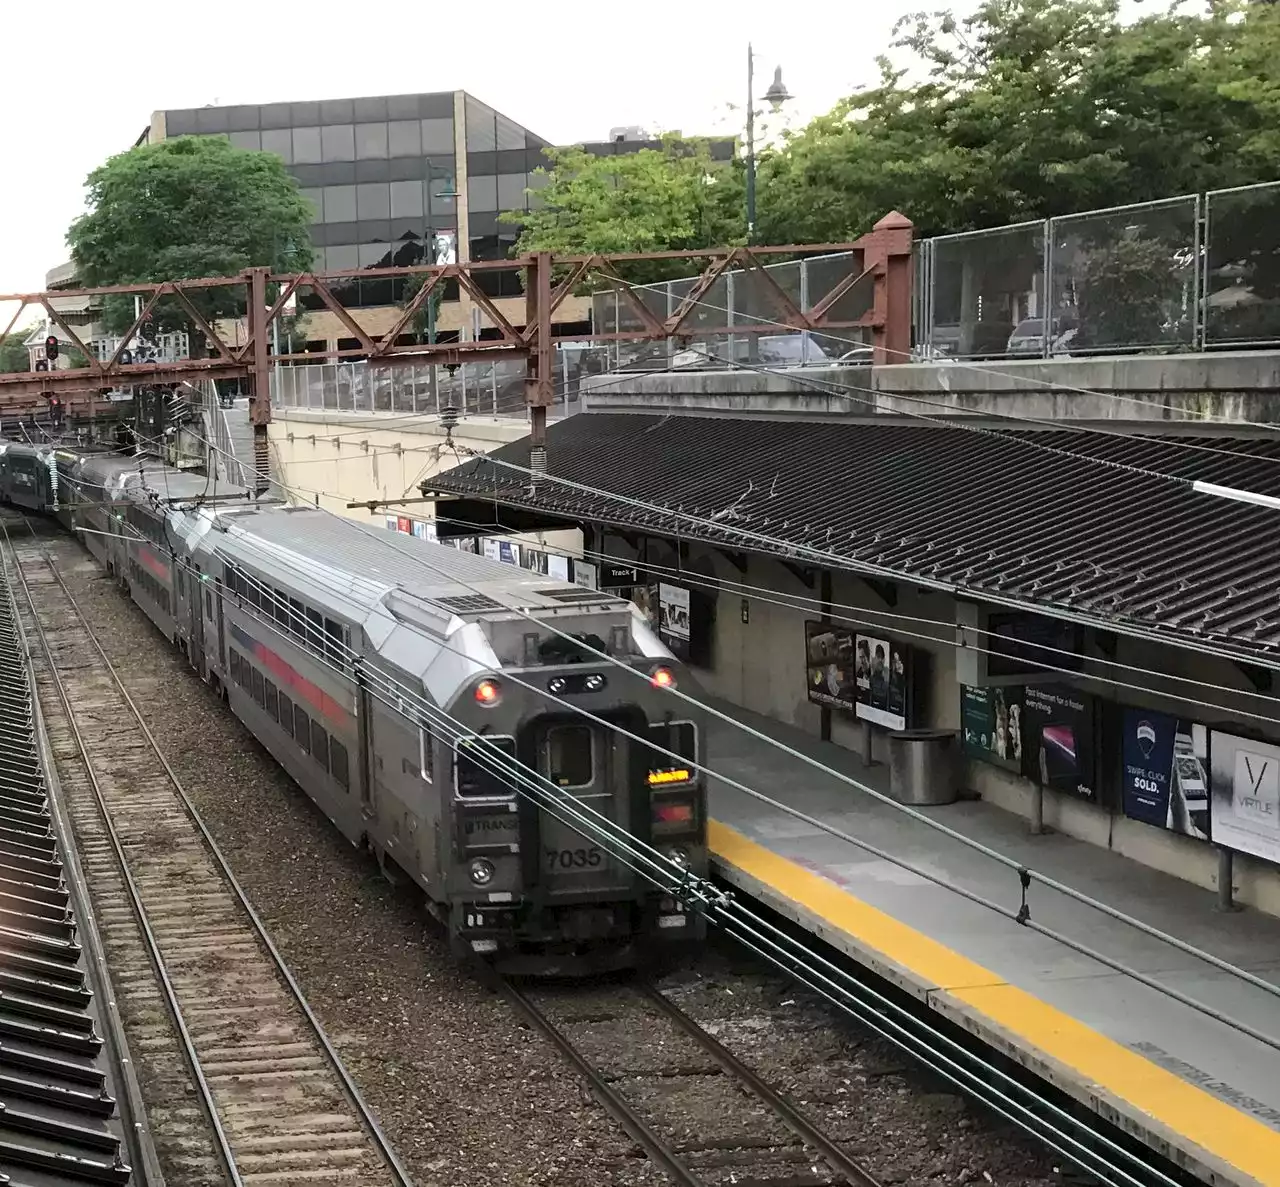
[13,445,708,974]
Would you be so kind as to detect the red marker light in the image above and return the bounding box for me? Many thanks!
[650,666,675,689]
[474,678,501,706]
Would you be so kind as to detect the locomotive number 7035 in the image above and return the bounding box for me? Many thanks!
[544,846,603,870]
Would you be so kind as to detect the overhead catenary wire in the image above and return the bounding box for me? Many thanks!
[61,503,1188,1187]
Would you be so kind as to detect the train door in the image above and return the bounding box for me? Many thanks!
[530,719,631,897]
[189,565,206,675]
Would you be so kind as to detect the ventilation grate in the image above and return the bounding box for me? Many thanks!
[435,593,504,614]
[542,587,611,604]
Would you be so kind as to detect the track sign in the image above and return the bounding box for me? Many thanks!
[45,335,59,361]
[120,348,133,365]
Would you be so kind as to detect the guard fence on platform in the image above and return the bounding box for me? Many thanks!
[915,181,1280,359]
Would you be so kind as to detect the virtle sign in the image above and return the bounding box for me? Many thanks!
[1210,732,1280,864]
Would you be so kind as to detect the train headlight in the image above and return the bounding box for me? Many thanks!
[584,673,606,692]
[474,678,501,707]
[548,676,568,695]
[663,845,690,869]
[650,666,676,690]
[468,858,496,886]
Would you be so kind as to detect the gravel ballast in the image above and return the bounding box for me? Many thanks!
[53,535,1066,1187]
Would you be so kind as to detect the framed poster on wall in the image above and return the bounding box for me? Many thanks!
[960,684,1024,774]
[1020,684,1097,802]
[1209,731,1280,864]
[1121,709,1210,840]
[805,623,910,729]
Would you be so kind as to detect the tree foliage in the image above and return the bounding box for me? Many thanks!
[0,333,29,373]
[507,1,1280,261]
[67,136,315,343]
[760,0,1280,242]
[502,138,746,283]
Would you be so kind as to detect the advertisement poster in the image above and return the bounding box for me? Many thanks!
[855,634,908,730]
[384,515,398,531]
[482,538,500,561]
[632,584,659,632]
[1021,684,1097,801]
[1122,709,1210,839]
[483,538,520,566]
[805,622,857,712]
[547,554,570,582]
[521,548,551,576]
[960,685,1024,774]
[1209,732,1280,864]
[397,516,412,534]
[574,560,599,590]
[658,584,691,641]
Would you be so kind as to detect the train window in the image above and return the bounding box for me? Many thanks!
[252,669,265,707]
[279,693,294,738]
[330,740,350,790]
[205,590,213,620]
[273,588,287,626]
[265,680,278,721]
[544,726,594,789]
[643,721,698,782]
[311,721,329,773]
[324,618,345,664]
[419,726,433,782]
[240,657,251,690]
[289,598,305,639]
[229,651,240,685]
[455,737,518,799]
[306,608,324,651]
[295,706,312,754]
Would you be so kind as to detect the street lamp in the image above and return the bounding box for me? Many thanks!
[424,163,459,408]
[746,45,791,245]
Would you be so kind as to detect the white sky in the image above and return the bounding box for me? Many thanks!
[0,0,926,309]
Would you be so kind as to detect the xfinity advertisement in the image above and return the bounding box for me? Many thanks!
[1122,709,1210,839]
[1022,684,1097,801]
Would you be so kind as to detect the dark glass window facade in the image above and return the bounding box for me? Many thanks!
[161,91,555,309]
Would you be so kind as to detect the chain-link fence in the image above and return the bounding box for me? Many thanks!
[916,184,1280,358]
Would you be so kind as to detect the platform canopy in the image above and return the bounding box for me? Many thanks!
[425,412,1280,668]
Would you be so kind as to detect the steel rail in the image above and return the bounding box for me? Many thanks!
[637,982,884,1187]
[9,526,417,1187]
[1,516,242,1187]
[0,527,166,1187]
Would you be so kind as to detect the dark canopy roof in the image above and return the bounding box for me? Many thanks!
[426,412,1280,664]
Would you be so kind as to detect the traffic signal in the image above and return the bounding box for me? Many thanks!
[120,348,133,366]
[45,335,59,361]
[34,359,48,372]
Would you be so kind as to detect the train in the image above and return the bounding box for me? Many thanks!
[2,442,708,975]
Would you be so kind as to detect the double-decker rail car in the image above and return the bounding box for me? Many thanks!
[0,441,58,511]
[4,449,708,976]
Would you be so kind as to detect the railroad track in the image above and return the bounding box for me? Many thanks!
[498,973,885,1187]
[3,522,415,1187]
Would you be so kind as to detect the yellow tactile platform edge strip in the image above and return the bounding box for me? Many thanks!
[708,819,1280,1187]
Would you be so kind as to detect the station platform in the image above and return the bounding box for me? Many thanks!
[700,699,1280,1187]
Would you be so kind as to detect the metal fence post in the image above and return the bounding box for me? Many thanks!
[491,364,498,415]
[799,260,811,360]
[1042,218,1054,359]
[1194,192,1206,351]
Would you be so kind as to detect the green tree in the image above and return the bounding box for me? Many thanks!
[0,333,30,373]
[67,136,314,352]
[757,0,1280,243]
[501,137,746,284]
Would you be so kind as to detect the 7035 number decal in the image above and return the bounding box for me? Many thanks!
[544,846,603,870]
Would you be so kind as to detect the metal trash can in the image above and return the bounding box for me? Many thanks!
[887,729,960,806]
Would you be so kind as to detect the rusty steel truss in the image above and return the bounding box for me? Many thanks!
[0,213,913,444]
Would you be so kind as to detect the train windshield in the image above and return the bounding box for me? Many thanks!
[537,633,607,665]
[456,737,519,799]
[643,721,698,786]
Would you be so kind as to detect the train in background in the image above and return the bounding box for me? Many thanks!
[2,443,707,975]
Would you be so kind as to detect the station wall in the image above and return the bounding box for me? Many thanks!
[598,533,1280,916]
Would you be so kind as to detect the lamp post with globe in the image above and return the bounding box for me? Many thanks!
[746,45,792,245]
